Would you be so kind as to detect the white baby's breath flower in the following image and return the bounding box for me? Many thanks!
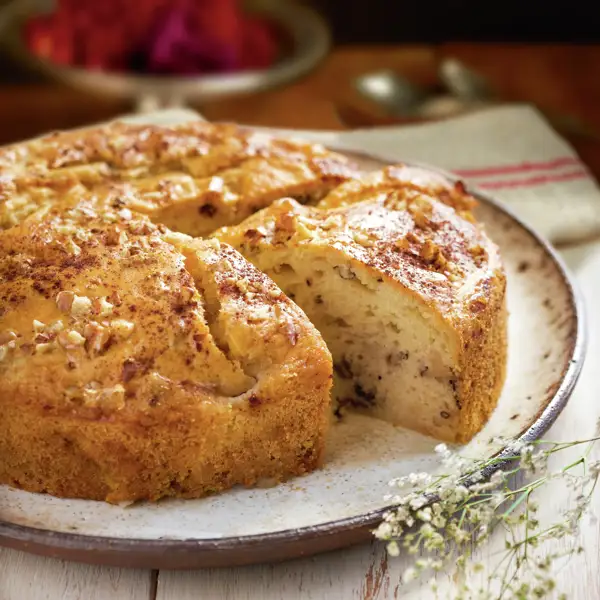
[588,460,600,476]
[375,522,393,538]
[416,507,432,522]
[377,430,600,599]
[409,495,428,511]
[434,443,451,458]
[432,515,447,528]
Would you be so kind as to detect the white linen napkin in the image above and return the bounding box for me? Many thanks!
[130,104,600,245]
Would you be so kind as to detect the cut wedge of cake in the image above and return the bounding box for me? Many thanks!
[215,174,507,443]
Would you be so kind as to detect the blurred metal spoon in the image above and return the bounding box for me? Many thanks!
[353,69,430,117]
[354,68,474,119]
[438,57,496,102]
[353,61,600,141]
[438,57,600,141]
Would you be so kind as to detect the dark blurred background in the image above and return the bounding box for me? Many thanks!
[311,0,600,43]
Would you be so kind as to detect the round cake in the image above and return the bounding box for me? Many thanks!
[0,120,507,503]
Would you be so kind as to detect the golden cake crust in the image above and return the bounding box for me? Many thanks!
[0,203,332,502]
[0,121,358,235]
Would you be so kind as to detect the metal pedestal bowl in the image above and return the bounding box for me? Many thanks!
[0,0,330,111]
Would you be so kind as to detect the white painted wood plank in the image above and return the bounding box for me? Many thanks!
[0,548,153,600]
[156,541,396,600]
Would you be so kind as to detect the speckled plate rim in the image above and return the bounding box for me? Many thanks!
[0,154,587,570]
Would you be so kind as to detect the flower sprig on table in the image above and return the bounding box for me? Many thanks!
[374,434,600,599]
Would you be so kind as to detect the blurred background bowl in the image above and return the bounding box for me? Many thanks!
[0,0,330,111]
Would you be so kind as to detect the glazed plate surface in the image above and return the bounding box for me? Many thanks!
[0,118,585,569]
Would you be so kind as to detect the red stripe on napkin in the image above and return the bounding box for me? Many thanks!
[454,157,582,178]
[476,169,590,190]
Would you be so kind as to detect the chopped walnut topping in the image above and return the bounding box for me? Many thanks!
[105,226,128,246]
[408,198,433,229]
[207,175,224,193]
[96,385,126,410]
[102,211,119,224]
[383,191,408,211]
[48,320,64,334]
[35,341,56,354]
[320,215,342,230]
[205,237,221,251]
[420,239,449,271]
[243,228,267,243]
[128,219,155,236]
[118,208,133,220]
[92,297,114,317]
[218,258,234,273]
[56,291,75,312]
[421,239,438,262]
[235,278,249,293]
[83,322,110,353]
[71,295,93,317]
[108,291,122,306]
[64,238,81,255]
[248,305,272,322]
[394,237,410,251]
[55,223,77,236]
[111,319,135,339]
[161,230,192,246]
[294,220,314,240]
[469,243,488,266]
[411,195,433,215]
[275,212,295,233]
[58,330,86,348]
[435,253,448,271]
[268,288,281,299]
[74,228,90,242]
[0,331,17,345]
[352,230,375,247]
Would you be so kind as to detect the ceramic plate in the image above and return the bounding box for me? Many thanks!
[0,145,585,570]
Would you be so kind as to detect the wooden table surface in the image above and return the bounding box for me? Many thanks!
[1,44,600,600]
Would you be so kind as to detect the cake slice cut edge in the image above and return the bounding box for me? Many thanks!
[215,185,507,444]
